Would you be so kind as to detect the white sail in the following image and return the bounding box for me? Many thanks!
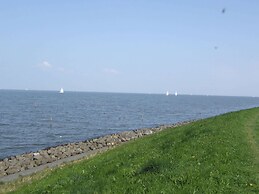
[175,91,178,96]
[59,88,64,94]
[166,91,169,96]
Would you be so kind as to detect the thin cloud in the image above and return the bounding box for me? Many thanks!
[103,68,120,75]
[38,60,52,69]
[57,67,65,72]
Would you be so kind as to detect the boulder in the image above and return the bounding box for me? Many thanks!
[118,131,137,141]
[140,128,153,135]
[0,161,7,171]
[0,171,7,177]
[6,166,21,175]
[25,162,35,170]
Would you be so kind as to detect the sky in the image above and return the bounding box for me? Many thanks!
[0,0,259,96]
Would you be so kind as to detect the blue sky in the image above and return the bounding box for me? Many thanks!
[0,1,259,96]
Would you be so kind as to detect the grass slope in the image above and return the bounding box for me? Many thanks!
[7,108,259,193]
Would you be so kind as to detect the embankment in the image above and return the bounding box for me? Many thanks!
[0,121,191,181]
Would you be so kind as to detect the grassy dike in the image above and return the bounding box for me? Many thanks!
[4,108,259,193]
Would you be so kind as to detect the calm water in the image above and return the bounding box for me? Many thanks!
[1,90,259,159]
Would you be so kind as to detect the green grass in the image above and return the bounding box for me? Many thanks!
[7,108,259,193]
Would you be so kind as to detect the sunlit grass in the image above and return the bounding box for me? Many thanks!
[7,108,259,193]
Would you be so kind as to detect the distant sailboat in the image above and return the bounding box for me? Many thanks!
[59,88,64,94]
[166,91,169,96]
[175,91,178,96]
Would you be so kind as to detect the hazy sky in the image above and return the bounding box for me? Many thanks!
[0,1,259,96]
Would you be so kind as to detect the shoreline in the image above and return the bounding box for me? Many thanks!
[0,121,193,183]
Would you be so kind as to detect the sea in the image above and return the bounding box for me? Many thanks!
[1,90,259,159]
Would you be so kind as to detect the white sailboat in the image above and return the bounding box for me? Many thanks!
[175,91,178,96]
[59,88,64,94]
[166,91,169,96]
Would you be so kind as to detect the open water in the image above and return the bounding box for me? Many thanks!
[1,90,259,159]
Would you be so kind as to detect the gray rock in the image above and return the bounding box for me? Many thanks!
[96,143,104,149]
[0,171,7,177]
[119,131,137,141]
[7,159,19,168]
[3,158,9,163]
[89,145,96,150]
[6,166,21,175]
[25,163,35,170]
[19,158,31,168]
[0,161,7,172]
[33,153,42,161]
[140,128,153,135]
[26,153,34,160]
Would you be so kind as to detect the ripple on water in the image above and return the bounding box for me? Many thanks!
[0,123,10,126]
[1,91,259,159]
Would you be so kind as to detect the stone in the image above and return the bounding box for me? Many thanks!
[33,154,43,161]
[3,158,9,163]
[89,145,96,150]
[20,166,26,172]
[118,131,137,141]
[141,128,153,135]
[33,152,40,156]
[0,171,7,177]
[75,148,83,154]
[0,161,7,172]
[64,150,72,157]
[7,159,19,168]
[6,166,21,175]
[80,145,89,152]
[26,153,34,160]
[10,156,16,160]
[16,155,25,161]
[19,157,31,168]
[25,163,34,170]
[96,143,103,149]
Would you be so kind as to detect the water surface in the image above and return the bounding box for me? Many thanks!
[1,90,259,159]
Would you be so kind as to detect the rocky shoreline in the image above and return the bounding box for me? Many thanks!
[0,121,192,179]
